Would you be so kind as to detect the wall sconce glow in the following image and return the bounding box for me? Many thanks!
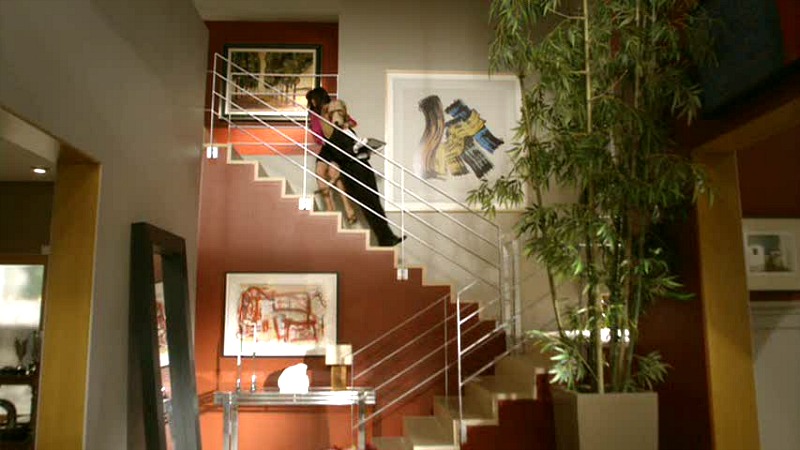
[31,167,48,175]
[206,146,219,160]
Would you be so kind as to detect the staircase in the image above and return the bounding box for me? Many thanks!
[373,353,554,450]
[204,52,554,449]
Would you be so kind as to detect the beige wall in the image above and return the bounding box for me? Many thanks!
[339,0,491,138]
[0,0,208,447]
[338,0,568,330]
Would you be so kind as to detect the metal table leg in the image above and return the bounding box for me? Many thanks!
[231,397,239,450]
[222,393,232,450]
[358,393,366,450]
[222,393,240,450]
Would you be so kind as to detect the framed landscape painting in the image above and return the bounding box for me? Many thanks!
[223,272,337,357]
[742,219,800,291]
[385,72,522,211]
[223,44,321,120]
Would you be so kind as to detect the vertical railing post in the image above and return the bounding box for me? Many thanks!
[209,55,218,152]
[455,288,465,444]
[301,111,310,209]
[500,235,516,352]
[511,237,523,352]
[444,293,449,400]
[397,170,408,281]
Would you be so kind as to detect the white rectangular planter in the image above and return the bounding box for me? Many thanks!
[552,389,658,450]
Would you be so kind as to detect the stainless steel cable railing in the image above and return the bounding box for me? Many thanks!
[209,58,502,287]
[216,54,501,247]
[207,52,526,445]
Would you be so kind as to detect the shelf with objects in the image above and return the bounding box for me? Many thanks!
[213,330,374,450]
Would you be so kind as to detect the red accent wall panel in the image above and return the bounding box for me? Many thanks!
[203,22,338,155]
[637,215,713,450]
[196,157,460,449]
[738,122,800,302]
[776,0,800,63]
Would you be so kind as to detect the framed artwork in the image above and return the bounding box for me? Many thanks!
[223,44,321,120]
[223,272,337,357]
[385,71,522,211]
[742,219,800,291]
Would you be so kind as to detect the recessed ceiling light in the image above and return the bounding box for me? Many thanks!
[32,167,48,175]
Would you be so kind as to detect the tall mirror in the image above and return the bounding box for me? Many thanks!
[130,223,201,450]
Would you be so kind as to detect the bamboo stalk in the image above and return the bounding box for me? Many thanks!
[517,74,565,336]
[580,0,604,394]
[625,230,647,383]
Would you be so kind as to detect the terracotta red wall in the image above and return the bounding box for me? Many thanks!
[637,215,712,450]
[738,122,800,219]
[776,0,800,63]
[204,21,339,155]
[195,157,458,449]
[738,122,800,302]
[0,182,53,253]
[644,64,800,449]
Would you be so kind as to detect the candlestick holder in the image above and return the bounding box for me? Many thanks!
[325,344,353,391]
[236,329,243,392]
[250,323,259,392]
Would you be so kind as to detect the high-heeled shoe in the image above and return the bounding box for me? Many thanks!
[380,235,406,247]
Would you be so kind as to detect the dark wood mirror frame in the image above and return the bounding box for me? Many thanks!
[130,222,201,450]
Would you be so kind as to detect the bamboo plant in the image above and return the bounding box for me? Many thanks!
[470,0,713,393]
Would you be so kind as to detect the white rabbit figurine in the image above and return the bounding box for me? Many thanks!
[277,363,310,394]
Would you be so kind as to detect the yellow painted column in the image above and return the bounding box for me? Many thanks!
[694,150,760,450]
[693,94,800,449]
[37,161,101,450]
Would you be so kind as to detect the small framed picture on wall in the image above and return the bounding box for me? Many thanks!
[223,272,338,357]
[742,218,800,291]
[223,44,322,120]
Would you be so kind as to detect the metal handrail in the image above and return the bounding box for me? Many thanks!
[206,55,526,443]
[211,100,500,287]
[351,292,450,358]
[355,301,513,428]
[218,52,494,219]
[214,98,497,288]
[213,53,501,235]
[212,75,500,254]
[353,300,474,381]
[210,79,502,279]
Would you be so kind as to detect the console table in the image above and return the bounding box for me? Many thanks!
[213,388,376,450]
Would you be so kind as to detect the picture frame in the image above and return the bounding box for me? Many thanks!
[384,71,523,211]
[223,272,337,357]
[130,223,201,450]
[742,218,800,291]
[223,44,322,120]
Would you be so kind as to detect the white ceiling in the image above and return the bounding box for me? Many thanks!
[193,0,340,22]
[0,108,58,182]
[0,139,56,182]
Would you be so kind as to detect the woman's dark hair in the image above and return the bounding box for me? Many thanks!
[305,87,331,114]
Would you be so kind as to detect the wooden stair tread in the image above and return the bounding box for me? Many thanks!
[471,376,535,399]
[433,396,496,425]
[373,436,409,450]
[404,416,457,449]
[498,353,551,371]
